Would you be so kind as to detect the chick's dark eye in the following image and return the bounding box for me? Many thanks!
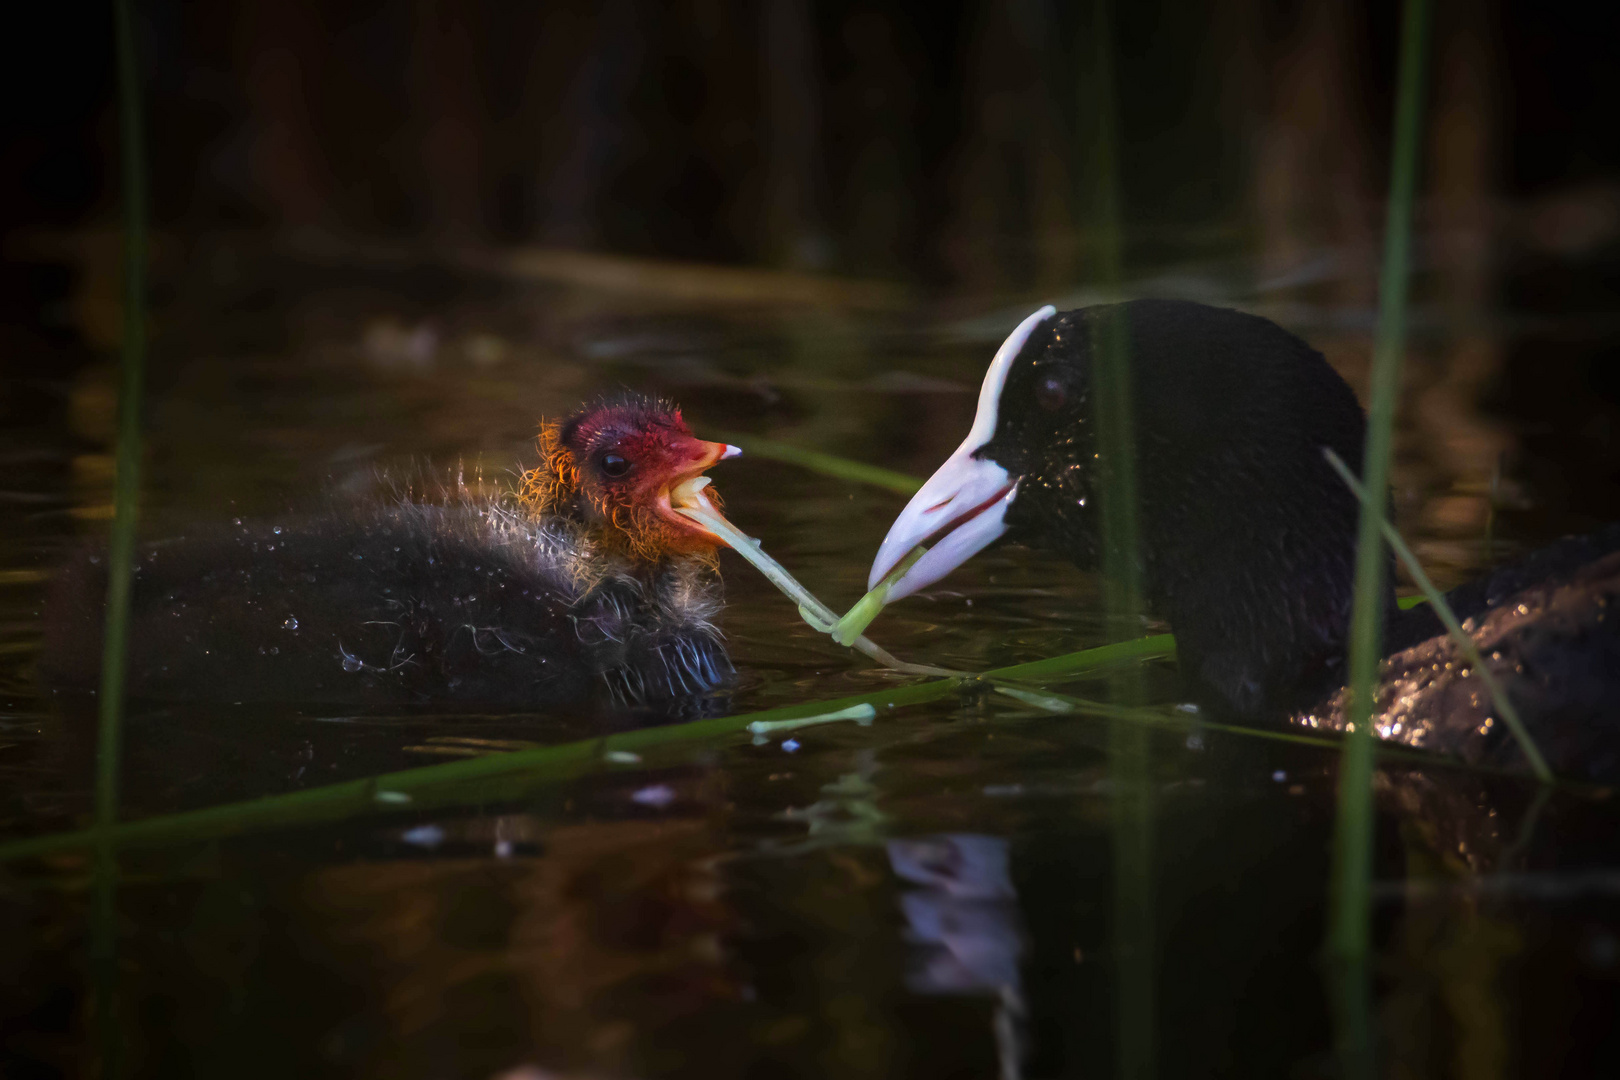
[1035,376,1068,412]
[600,453,632,478]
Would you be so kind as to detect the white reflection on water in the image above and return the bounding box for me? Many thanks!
[889,834,1028,1080]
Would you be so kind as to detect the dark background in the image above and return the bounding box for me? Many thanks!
[4,0,1620,529]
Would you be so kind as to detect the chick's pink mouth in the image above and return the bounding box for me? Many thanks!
[656,470,725,541]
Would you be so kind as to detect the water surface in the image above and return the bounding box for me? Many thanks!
[1,241,1617,1077]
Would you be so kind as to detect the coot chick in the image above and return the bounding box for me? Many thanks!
[869,301,1620,781]
[41,394,741,710]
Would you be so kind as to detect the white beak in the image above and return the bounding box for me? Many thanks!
[867,305,1055,600]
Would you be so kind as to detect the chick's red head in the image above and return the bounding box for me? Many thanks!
[523,395,738,561]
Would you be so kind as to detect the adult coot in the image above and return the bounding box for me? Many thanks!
[41,395,740,710]
[869,301,1620,781]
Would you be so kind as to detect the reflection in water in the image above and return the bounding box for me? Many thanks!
[1371,770,1620,1077]
[888,835,1028,1080]
[304,813,738,1078]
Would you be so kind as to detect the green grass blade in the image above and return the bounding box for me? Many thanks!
[983,634,1174,681]
[1328,0,1433,1072]
[1324,450,1553,782]
[710,432,923,494]
[0,621,1581,871]
[993,686,1363,753]
[0,631,1181,865]
[832,544,926,646]
[675,499,953,676]
[992,681,1578,779]
[0,677,965,863]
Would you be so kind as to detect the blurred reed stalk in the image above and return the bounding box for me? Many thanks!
[1327,0,1433,1073]
[1081,1,1155,1077]
[713,432,922,494]
[103,0,148,837]
[94,0,149,1073]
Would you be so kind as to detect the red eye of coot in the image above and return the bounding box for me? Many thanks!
[1036,377,1067,412]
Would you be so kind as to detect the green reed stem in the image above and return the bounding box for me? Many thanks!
[711,432,923,495]
[0,636,1178,865]
[994,687,1354,754]
[94,0,147,1073]
[4,617,1578,872]
[991,633,1173,681]
[1081,1,1154,1074]
[994,681,1582,783]
[1328,0,1432,1072]
[100,0,147,841]
[1323,450,1552,782]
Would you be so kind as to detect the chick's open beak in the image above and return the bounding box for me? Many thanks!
[676,439,739,491]
[662,439,741,530]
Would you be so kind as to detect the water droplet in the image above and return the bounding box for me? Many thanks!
[631,784,677,808]
[273,525,283,535]
[341,653,363,673]
[782,738,801,753]
[282,616,299,630]
[401,825,444,848]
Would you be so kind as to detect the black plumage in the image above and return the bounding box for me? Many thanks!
[877,299,1620,780]
[991,301,1374,718]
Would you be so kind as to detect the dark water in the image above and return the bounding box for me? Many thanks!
[2,242,1618,1078]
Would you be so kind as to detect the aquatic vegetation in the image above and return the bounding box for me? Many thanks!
[1323,449,1551,782]
[1328,0,1434,1071]
[672,474,949,676]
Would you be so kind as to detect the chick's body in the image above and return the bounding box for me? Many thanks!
[40,396,736,710]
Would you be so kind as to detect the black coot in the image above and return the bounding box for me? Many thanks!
[869,300,1620,781]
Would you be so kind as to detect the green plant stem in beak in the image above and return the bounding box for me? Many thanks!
[832,545,928,646]
[673,497,953,677]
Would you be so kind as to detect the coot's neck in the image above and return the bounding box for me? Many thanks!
[1118,476,1398,720]
[1009,301,1397,721]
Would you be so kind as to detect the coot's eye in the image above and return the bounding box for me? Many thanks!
[1036,375,1068,412]
[600,453,633,478]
